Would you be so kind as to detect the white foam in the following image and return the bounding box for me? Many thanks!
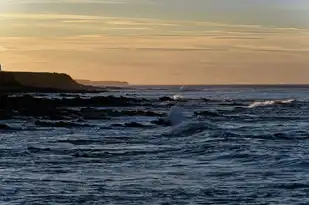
[167,86,186,126]
[180,85,185,92]
[248,99,295,108]
[168,105,185,126]
[173,94,183,100]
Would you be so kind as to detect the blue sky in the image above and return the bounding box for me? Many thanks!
[1,0,309,84]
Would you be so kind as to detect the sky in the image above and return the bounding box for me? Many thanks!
[1,0,309,84]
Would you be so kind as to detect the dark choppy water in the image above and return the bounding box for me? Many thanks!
[2,85,309,204]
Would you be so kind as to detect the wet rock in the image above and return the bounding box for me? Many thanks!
[76,118,86,123]
[80,107,110,120]
[203,98,212,102]
[118,110,164,117]
[151,119,171,126]
[43,109,81,120]
[195,110,221,117]
[35,120,91,128]
[27,146,51,153]
[159,96,173,101]
[59,94,80,98]
[0,123,12,130]
[125,122,149,128]
[0,95,150,120]
[219,101,246,106]
[231,107,247,113]
[112,122,151,128]
[111,123,123,127]
[80,107,164,119]
[0,109,14,120]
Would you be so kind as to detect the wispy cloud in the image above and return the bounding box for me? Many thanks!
[2,12,309,38]
[0,45,8,51]
[1,0,309,84]
[1,32,309,84]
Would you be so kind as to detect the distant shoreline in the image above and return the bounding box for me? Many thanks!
[2,71,309,93]
[76,79,129,87]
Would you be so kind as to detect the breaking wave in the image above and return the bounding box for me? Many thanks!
[248,99,295,108]
[172,94,184,100]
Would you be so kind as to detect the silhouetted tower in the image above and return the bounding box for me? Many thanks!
[0,64,2,71]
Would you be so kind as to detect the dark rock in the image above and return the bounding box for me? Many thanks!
[151,119,171,126]
[27,146,51,153]
[195,110,221,117]
[112,122,151,128]
[0,109,14,120]
[219,102,246,106]
[35,120,91,128]
[80,107,110,120]
[203,98,212,102]
[76,118,86,123]
[231,107,247,113]
[0,123,11,130]
[80,107,164,119]
[111,124,123,127]
[159,96,173,101]
[59,94,80,98]
[118,110,164,117]
[0,95,150,120]
[125,122,149,128]
[44,109,81,120]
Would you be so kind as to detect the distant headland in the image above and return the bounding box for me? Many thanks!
[0,63,107,92]
[0,71,92,92]
[0,64,130,92]
[76,79,129,87]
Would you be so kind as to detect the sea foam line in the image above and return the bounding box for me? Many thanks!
[248,99,295,108]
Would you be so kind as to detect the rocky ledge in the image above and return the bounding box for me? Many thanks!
[0,95,162,121]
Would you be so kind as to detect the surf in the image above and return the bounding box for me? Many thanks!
[248,99,295,108]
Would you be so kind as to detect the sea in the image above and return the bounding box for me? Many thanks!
[2,85,309,204]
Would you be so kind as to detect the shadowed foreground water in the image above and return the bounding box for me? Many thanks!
[1,86,309,204]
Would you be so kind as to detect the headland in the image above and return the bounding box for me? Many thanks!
[76,79,129,87]
[0,71,96,93]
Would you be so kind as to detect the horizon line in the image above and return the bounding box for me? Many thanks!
[128,84,309,86]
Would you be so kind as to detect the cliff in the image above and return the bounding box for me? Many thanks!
[0,71,88,92]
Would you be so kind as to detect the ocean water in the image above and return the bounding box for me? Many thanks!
[2,85,309,204]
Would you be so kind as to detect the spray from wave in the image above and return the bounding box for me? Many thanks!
[180,85,185,92]
[168,86,186,126]
[172,94,184,100]
[248,99,295,108]
[172,85,185,101]
[168,106,185,126]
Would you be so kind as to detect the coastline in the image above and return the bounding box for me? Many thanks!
[0,71,101,93]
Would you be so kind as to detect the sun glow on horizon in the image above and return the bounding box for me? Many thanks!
[1,0,309,84]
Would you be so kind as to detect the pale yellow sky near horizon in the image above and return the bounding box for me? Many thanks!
[1,0,309,84]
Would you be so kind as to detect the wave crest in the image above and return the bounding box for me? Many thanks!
[248,99,295,108]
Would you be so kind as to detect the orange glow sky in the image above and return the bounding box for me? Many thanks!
[1,0,309,84]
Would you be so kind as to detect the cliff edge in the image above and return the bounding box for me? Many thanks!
[0,71,87,92]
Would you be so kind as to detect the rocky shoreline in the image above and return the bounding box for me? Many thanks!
[0,94,172,129]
